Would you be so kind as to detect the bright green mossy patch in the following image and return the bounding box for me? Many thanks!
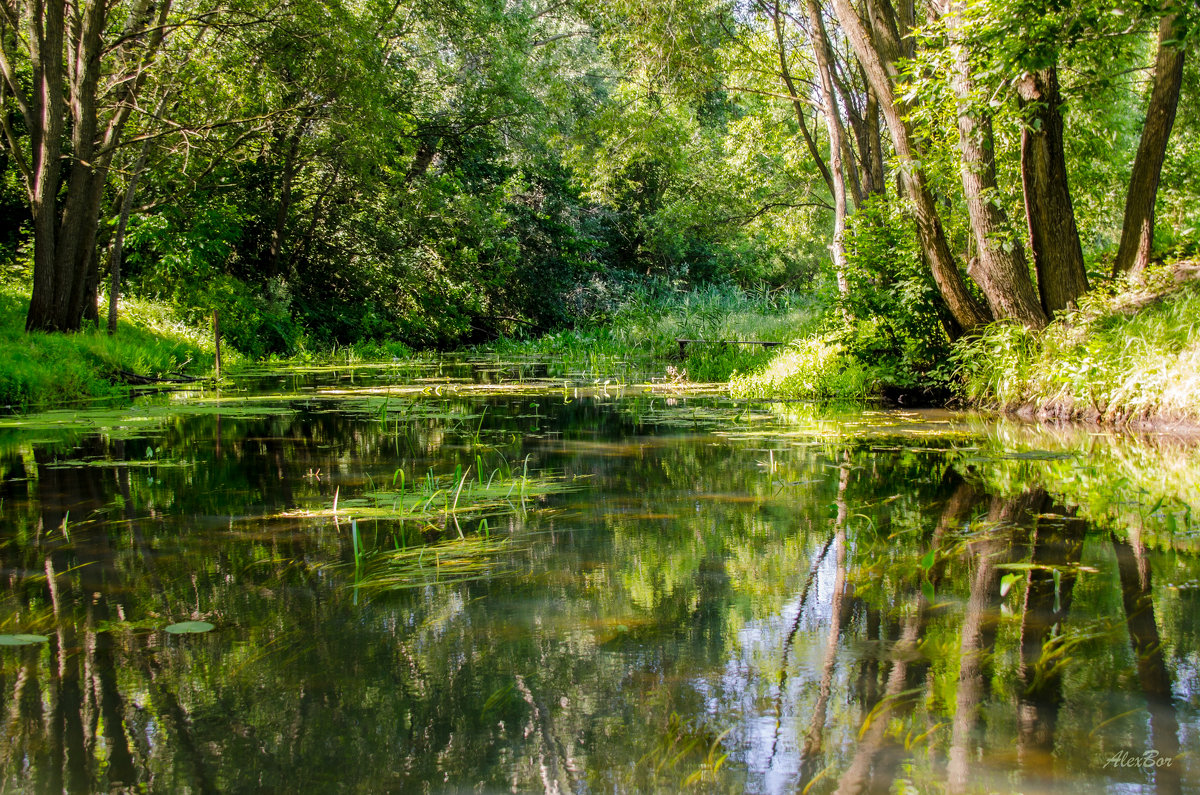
[0,284,224,410]
[951,261,1200,422]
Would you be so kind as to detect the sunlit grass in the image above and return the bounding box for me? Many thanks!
[951,261,1200,421]
[481,282,821,382]
[0,283,221,410]
[727,333,873,399]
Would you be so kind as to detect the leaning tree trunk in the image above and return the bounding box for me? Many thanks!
[830,0,992,336]
[864,85,886,199]
[770,2,835,199]
[1113,10,1187,277]
[1017,66,1089,317]
[943,0,1046,328]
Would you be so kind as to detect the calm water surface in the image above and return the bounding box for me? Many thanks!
[0,361,1197,793]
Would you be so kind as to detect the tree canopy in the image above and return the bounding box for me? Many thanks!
[1,0,1195,352]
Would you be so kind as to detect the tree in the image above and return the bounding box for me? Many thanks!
[1113,3,1190,276]
[940,0,1047,328]
[0,0,178,331]
[829,0,992,336]
[1017,64,1090,315]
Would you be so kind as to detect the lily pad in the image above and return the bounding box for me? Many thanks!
[0,634,50,646]
[164,621,215,634]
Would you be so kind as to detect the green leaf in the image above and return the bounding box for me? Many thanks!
[919,549,936,570]
[164,621,215,634]
[921,580,935,602]
[1000,572,1022,597]
[0,634,50,646]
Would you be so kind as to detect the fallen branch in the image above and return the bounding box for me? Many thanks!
[113,369,204,385]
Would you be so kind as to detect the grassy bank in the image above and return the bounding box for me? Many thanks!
[951,261,1200,423]
[0,284,221,410]
[724,261,1200,423]
[481,282,822,382]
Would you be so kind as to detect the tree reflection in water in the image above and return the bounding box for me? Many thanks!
[0,386,1196,793]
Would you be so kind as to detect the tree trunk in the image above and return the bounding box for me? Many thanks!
[831,0,992,335]
[806,0,851,294]
[22,0,69,331]
[3,0,170,333]
[107,152,152,334]
[267,115,313,277]
[835,67,878,201]
[1113,10,1187,277]
[770,2,835,199]
[1017,67,1089,316]
[943,0,1047,328]
[865,85,886,199]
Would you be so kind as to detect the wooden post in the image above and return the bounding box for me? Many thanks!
[213,309,222,380]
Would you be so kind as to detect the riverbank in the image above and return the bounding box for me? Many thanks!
[3,261,1196,424]
[952,260,1200,425]
[722,260,1199,425]
[0,285,219,410]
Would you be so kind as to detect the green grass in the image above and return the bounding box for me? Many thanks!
[727,333,874,399]
[950,261,1200,422]
[0,284,224,410]
[481,282,822,382]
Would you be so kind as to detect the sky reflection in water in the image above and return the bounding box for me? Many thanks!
[0,364,1197,793]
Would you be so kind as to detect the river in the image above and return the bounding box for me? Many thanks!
[0,359,1196,793]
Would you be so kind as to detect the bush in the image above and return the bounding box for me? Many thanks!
[829,197,955,394]
[728,334,871,399]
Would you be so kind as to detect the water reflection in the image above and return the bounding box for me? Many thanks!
[0,381,1197,793]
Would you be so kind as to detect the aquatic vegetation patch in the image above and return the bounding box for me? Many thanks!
[309,465,581,527]
[165,621,215,634]
[0,399,296,436]
[347,535,527,592]
[0,633,50,646]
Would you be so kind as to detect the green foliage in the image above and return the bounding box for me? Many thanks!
[833,198,955,395]
[1157,52,1200,257]
[0,284,216,409]
[727,333,871,399]
[951,261,1200,419]
[124,202,301,359]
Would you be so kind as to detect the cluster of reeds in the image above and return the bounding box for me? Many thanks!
[328,457,578,593]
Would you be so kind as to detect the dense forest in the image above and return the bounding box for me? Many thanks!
[1,0,1197,384]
